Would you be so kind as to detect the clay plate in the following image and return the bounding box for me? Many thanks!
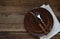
[24,8,53,36]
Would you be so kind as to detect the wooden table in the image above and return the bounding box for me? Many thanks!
[0,0,60,39]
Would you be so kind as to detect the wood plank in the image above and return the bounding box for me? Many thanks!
[49,0,60,17]
[0,15,59,39]
[0,14,25,31]
[0,0,44,6]
[0,31,59,39]
[0,14,59,31]
[0,6,60,16]
[0,14,59,24]
[50,6,60,17]
[0,15,25,31]
[0,0,59,17]
[0,15,24,24]
[0,24,26,31]
[0,32,39,39]
[0,6,33,14]
[57,17,60,22]
[7,15,24,24]
[51,33,60,39]
[42,0,50,4]
[50,0,60,5]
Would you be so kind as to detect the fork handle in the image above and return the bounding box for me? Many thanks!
[39,23,48,34]
[41,21,49,32]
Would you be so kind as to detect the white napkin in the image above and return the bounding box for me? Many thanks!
[39,4,60,39]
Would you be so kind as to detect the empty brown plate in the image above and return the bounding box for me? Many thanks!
[24,8,53,36]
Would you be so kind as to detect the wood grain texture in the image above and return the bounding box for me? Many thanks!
[0,31,59,39]
[51,33,60,39]
[50,0,60,16]
[0,0,59,39]
[0,14,59,31]
[50,0,60,5]
[0,0,59,16]
[0,0,59,17]
[0,32,39,39]
[0,15,59,39]
[0,6,59,17]
[0,0,44,6]
[50,6,60,17]
[0,14,25,31]
[0,24,26,31]
[0,15,24,24]
[0,6,33,14]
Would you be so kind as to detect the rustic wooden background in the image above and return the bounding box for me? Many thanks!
[0,0,60,39]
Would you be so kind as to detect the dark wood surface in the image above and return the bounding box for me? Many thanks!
[0,0,59,39]
[0,32,40,39]
[0,31,60,39]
